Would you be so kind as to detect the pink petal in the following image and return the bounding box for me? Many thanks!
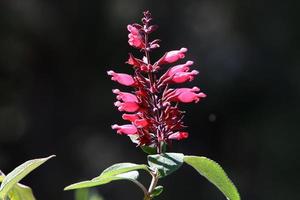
[168,61,194,76]
[111,124,137,135]
[122,113,140,122]
[107,70,135,86]
[112,89,138,102]
[114,101,139,112]
[168,132,189,140]
[164,48,188,63]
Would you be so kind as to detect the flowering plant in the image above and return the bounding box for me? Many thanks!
[0,11,240,200]
[65,11,240,200]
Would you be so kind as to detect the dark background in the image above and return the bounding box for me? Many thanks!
[0,0,299,199]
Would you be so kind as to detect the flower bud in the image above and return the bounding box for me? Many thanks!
[111,124,137,135]
[168,132,189,140]
[127,25,145,49]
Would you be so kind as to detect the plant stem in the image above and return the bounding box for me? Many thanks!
[143,168,159,200]
[130,179,149,198]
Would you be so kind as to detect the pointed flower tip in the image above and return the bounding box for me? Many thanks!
[191,70,199,75]
[180,47,188,52]
[186,60,194,65]
[107,70,114,75]
[111,124,119,129]
[114,101,121,106]
[191,86,200,91]
[112,89,120,94]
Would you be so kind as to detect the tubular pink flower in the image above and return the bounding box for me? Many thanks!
[114,101,139,112]
[163,48,188,63]
[169,87,207,103]
[112,89,138,102]
[127,25,144,49]
[168,132,189,140]
[111,124,138,135]
[171,70,199,83]
[168,61,194,76]
[107,70,135,86]
[122,113,140,122]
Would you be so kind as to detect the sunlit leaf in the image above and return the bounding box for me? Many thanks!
[99,163,148,178]
[8,183,36,200]
[65,171,139,190]
[184,156,240,200]
[0,155,55,199]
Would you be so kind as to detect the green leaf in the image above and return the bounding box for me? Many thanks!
[8,183,36,200]
[141,146,157,155]
[0,155,55,199]
[74,188,105,200]
[150,185,163,198]
[148,153,184,178]
[184,156,240,200]
[64,171,139,190]
[141,143,167,155]
[89,191,104,200]
[0,176,4,183]
[75,188,89,200]
[99,163,148,178]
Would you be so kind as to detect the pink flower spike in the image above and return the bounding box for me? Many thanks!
[168,61,194,76]
[112,89,138,102]
[111,124,138,135]
[168,132,189,140]
[171,70,199,83]
[114,101,140,112]
[163,48,188,63]
[122,113,140,122]
[107,70,135,86]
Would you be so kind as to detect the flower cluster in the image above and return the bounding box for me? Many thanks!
[107,11,206,153]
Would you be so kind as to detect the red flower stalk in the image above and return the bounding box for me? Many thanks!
[107,11,206,153]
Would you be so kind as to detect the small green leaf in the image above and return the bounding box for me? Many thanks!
[148,153,184,178]
[150,185,163,197]
[141,146,157,155]
[0,155,55,199]
[184,156,240,200]
[100,163,149,178]
[8,183,36,200]
[64,171,139,190]
[141,143,167,155]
